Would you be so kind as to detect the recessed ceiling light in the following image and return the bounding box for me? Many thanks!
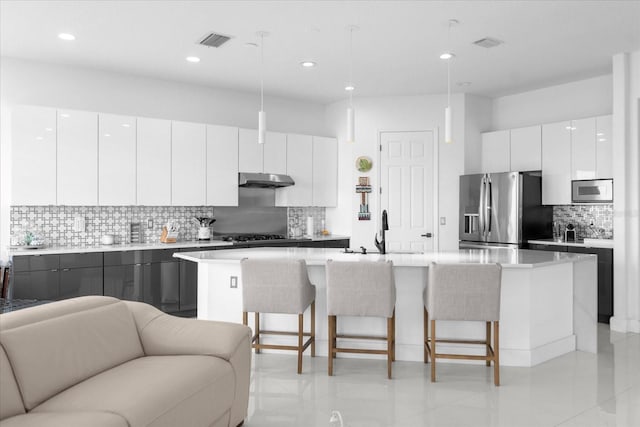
[345,85,355,91]
[596,132,604,136]
[599,138,607,142]
[300,61,316,68]
[60,113,70,118]
[457,81,472,87]
[121,123,130,128]
[244,42,258,48]
[439,52,455,60]
[58,33,76,41]
[35,136,44,141]
[104,133,111,137]
[45,127,53,132]
[565,126,576,131]
[186,56,200,63]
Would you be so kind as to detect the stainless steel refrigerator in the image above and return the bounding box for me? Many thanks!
[459,171,552,248]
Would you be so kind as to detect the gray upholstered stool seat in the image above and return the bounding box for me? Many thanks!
[241,258,316,374]
[326,260,396,379]
[424,262,502,386]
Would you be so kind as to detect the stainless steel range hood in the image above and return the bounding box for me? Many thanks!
[238,172,295,188]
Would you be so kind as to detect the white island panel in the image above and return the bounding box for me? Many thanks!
[177,247,597,367]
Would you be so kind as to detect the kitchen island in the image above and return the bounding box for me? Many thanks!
[175,247,597,367]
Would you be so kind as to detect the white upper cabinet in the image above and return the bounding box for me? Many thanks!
[171,121,206,206]
[238,128,263,173]
[510,125,541,171]
[312,136,338,207]
[98,114,136,205]
[137,117,172,205]
[57,109,98,205]
[570,117,597,180]
[276,134,312,207]
[207,124,239,206]
[264,132,287,174]
[481,130,510,173]
[596,115,613,179]
[11,106,57,205]
[542,121,572,205]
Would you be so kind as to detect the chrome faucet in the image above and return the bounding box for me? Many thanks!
[374,210,389,254]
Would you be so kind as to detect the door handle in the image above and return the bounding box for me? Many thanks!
[420,233,433,238]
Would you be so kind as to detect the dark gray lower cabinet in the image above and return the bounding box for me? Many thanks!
[528,243,613,323]
[179,259,198,314]
[13,253,102,301]
[104,264,144,302]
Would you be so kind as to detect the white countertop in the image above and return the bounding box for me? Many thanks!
[528,238,614,249]
[8,235,351,256]
[175,247,594,269]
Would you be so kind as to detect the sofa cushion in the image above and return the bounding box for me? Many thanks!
[0,412,128,427]
[32,355,235,427]
[0,345,25,420]
[0,298,144,410]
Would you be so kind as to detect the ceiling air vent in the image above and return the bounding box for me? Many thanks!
[473,37,503,48]
[199,32,232,48]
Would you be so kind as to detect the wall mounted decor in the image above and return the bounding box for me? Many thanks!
[355,156,373,172]
[356,176,372,220]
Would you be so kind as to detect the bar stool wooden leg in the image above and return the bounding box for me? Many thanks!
[387,316,393,379]
[332,316,337,359]
[254,313,261,354]
[311,301,316,357]
[242,311,248,326]
[486,321,491,367]
[430,319,436,382]
[328,315,335,376]
[297,313,304,374]
[423,307,429,363]
[494,321,500,386]
[391,309,396,362]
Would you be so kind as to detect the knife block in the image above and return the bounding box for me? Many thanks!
[160,226,178,243]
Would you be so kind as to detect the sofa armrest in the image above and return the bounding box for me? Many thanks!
[124,301,250,360]
[124,301,251,426]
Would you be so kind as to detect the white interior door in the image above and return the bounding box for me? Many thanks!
[380,131,435,253]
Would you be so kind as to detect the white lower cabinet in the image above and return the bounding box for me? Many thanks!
[510,125,541,171]
[57,109,98,205]
[137,118,172,205]
[11,106,57,205]
[207,125,239,206]
[276,134,312,207]
[171,121,206,206]
[481,130,511,173]
[542,121,572,205]
[596,115,613,179]
[312,136,338,207]
[99,114,136,205]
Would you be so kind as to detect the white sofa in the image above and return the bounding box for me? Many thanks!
[0,296,251,427]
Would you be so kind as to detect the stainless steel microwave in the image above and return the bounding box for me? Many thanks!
[571,179,613,203]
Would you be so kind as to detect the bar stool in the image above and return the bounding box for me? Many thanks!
[424,262,502,386]
[241,258,316,374]
[326,260,396,379]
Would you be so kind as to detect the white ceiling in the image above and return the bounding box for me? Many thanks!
[1,0,639,104]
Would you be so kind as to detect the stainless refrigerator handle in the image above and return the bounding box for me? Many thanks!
[486,178,493,233]
[478,176,486,235]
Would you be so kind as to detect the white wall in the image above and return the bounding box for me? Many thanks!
[464,95,493,174]
[0,57,330,261]
[611,51,640,334]
[324,93,467,252]
[491,75,612,130]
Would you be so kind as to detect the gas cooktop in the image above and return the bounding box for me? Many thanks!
[220,234,287,243]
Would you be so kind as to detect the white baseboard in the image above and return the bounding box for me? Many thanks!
[610,316,640,333]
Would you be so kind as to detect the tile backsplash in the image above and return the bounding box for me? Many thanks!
[552,204,613,239]
[10,205,326,247]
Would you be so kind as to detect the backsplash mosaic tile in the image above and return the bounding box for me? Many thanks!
[552,204,613,239]
[10,205,326,247]
[287,207,326,237]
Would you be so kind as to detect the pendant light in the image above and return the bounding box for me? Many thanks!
[441,19,458,144]
[257,31,268,144]
[345,25,358,143]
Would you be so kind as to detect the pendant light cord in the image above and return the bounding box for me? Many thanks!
[349,26,354,107]
[260,33,265,112]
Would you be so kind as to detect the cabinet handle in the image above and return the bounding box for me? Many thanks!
[145,263,152,266]
[62,268,70,272]
[51,269,58,272]
[135,263,142,266]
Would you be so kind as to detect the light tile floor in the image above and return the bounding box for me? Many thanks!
[244,325,639,426]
